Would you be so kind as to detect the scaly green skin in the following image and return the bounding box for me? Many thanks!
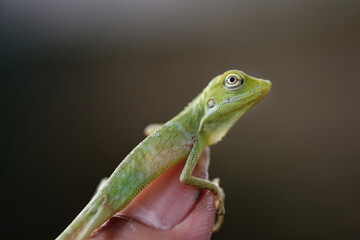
[57,70,271,240]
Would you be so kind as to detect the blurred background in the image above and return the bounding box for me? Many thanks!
[1,0,360,239]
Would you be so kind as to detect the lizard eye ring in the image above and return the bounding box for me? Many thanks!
[224,74,245,89]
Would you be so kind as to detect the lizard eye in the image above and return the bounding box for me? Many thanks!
[224,74,244,89]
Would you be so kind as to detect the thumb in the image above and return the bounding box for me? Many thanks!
[91,148,216,240]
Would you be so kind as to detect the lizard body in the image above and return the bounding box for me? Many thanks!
[57,70,271,240]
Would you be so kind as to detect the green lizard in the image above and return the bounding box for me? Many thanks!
[57,69,271,240]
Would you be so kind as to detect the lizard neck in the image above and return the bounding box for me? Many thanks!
[168,94,205,136]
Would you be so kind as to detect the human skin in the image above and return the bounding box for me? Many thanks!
[90,148,216,240]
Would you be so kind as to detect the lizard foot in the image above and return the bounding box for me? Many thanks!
[211,177,225,232]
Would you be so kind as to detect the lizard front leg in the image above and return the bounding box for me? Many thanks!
[180,136,225,232]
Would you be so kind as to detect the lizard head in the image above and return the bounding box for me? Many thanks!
[200,69,271,145]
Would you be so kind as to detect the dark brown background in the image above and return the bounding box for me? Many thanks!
[1,0,360,239]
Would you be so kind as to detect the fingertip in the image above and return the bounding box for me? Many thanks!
[170,190,216,240]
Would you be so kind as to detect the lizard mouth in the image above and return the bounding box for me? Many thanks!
[222,79,271,106]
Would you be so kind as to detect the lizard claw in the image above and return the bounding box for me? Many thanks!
[211,177,225,232]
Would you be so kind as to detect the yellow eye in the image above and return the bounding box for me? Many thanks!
[224,74,244,89]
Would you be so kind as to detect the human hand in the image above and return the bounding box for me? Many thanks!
[90,148,216,240]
